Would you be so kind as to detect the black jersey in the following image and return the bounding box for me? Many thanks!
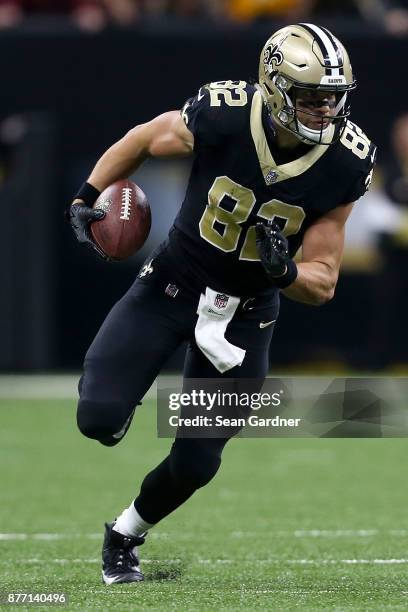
[169,80,376,297]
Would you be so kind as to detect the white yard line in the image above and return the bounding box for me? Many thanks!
[3,558,408,566]
[0,533,172,541]
[24,558,181,564]
[1,529,407,541]
[198,559,408,565]
[232,529,384,538]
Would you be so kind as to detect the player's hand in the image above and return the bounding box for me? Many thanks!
[255,221,291,278]
[66,202,107,260]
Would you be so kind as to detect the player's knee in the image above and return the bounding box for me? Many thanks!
[76,399,131,443]
[170,443,222,489]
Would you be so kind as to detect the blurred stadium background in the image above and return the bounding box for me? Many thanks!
[0,0,408,375]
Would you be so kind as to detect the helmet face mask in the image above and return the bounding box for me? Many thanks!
[259,24,357,145]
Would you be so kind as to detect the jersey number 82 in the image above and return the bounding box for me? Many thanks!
[199,176,305,261]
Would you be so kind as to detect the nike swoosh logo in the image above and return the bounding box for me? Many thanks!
[259,319,276,329]
[112,408,135,439]
[208,308,224,316]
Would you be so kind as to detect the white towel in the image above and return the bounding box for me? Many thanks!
[195,288,246,373]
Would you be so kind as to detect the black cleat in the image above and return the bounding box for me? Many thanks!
[102,522,145,585]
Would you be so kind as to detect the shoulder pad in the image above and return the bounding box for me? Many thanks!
[340,121,374,164]
[181,81,255,148]
[337,120,377,202]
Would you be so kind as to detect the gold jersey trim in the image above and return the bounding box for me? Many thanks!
[250,90,333,185]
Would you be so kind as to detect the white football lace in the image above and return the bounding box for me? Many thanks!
[120,188,132,221]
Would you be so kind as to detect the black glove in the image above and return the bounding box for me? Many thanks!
[66,202,107,260]
[255,221,298,288]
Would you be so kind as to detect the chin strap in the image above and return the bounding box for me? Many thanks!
[296,118,334,144]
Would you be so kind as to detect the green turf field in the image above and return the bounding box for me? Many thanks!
[1,397,408,610]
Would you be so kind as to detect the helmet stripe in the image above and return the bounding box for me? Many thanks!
[298,23,341,76]
[319,26,345,75]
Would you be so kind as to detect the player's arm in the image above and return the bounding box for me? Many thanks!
[256,203,354,306]
[83,111,194,196]
[282,203,354,305]
[68,111,194,256]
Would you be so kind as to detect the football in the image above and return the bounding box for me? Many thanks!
[90,179,151,260]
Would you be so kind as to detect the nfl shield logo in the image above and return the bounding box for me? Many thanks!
[214,293,229,309]
[165,283,179,298]
[265,170,278,185]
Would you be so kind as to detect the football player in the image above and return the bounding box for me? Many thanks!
[68,23,376,584]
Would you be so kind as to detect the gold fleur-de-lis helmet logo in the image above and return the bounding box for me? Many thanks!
[263,42,284,76]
